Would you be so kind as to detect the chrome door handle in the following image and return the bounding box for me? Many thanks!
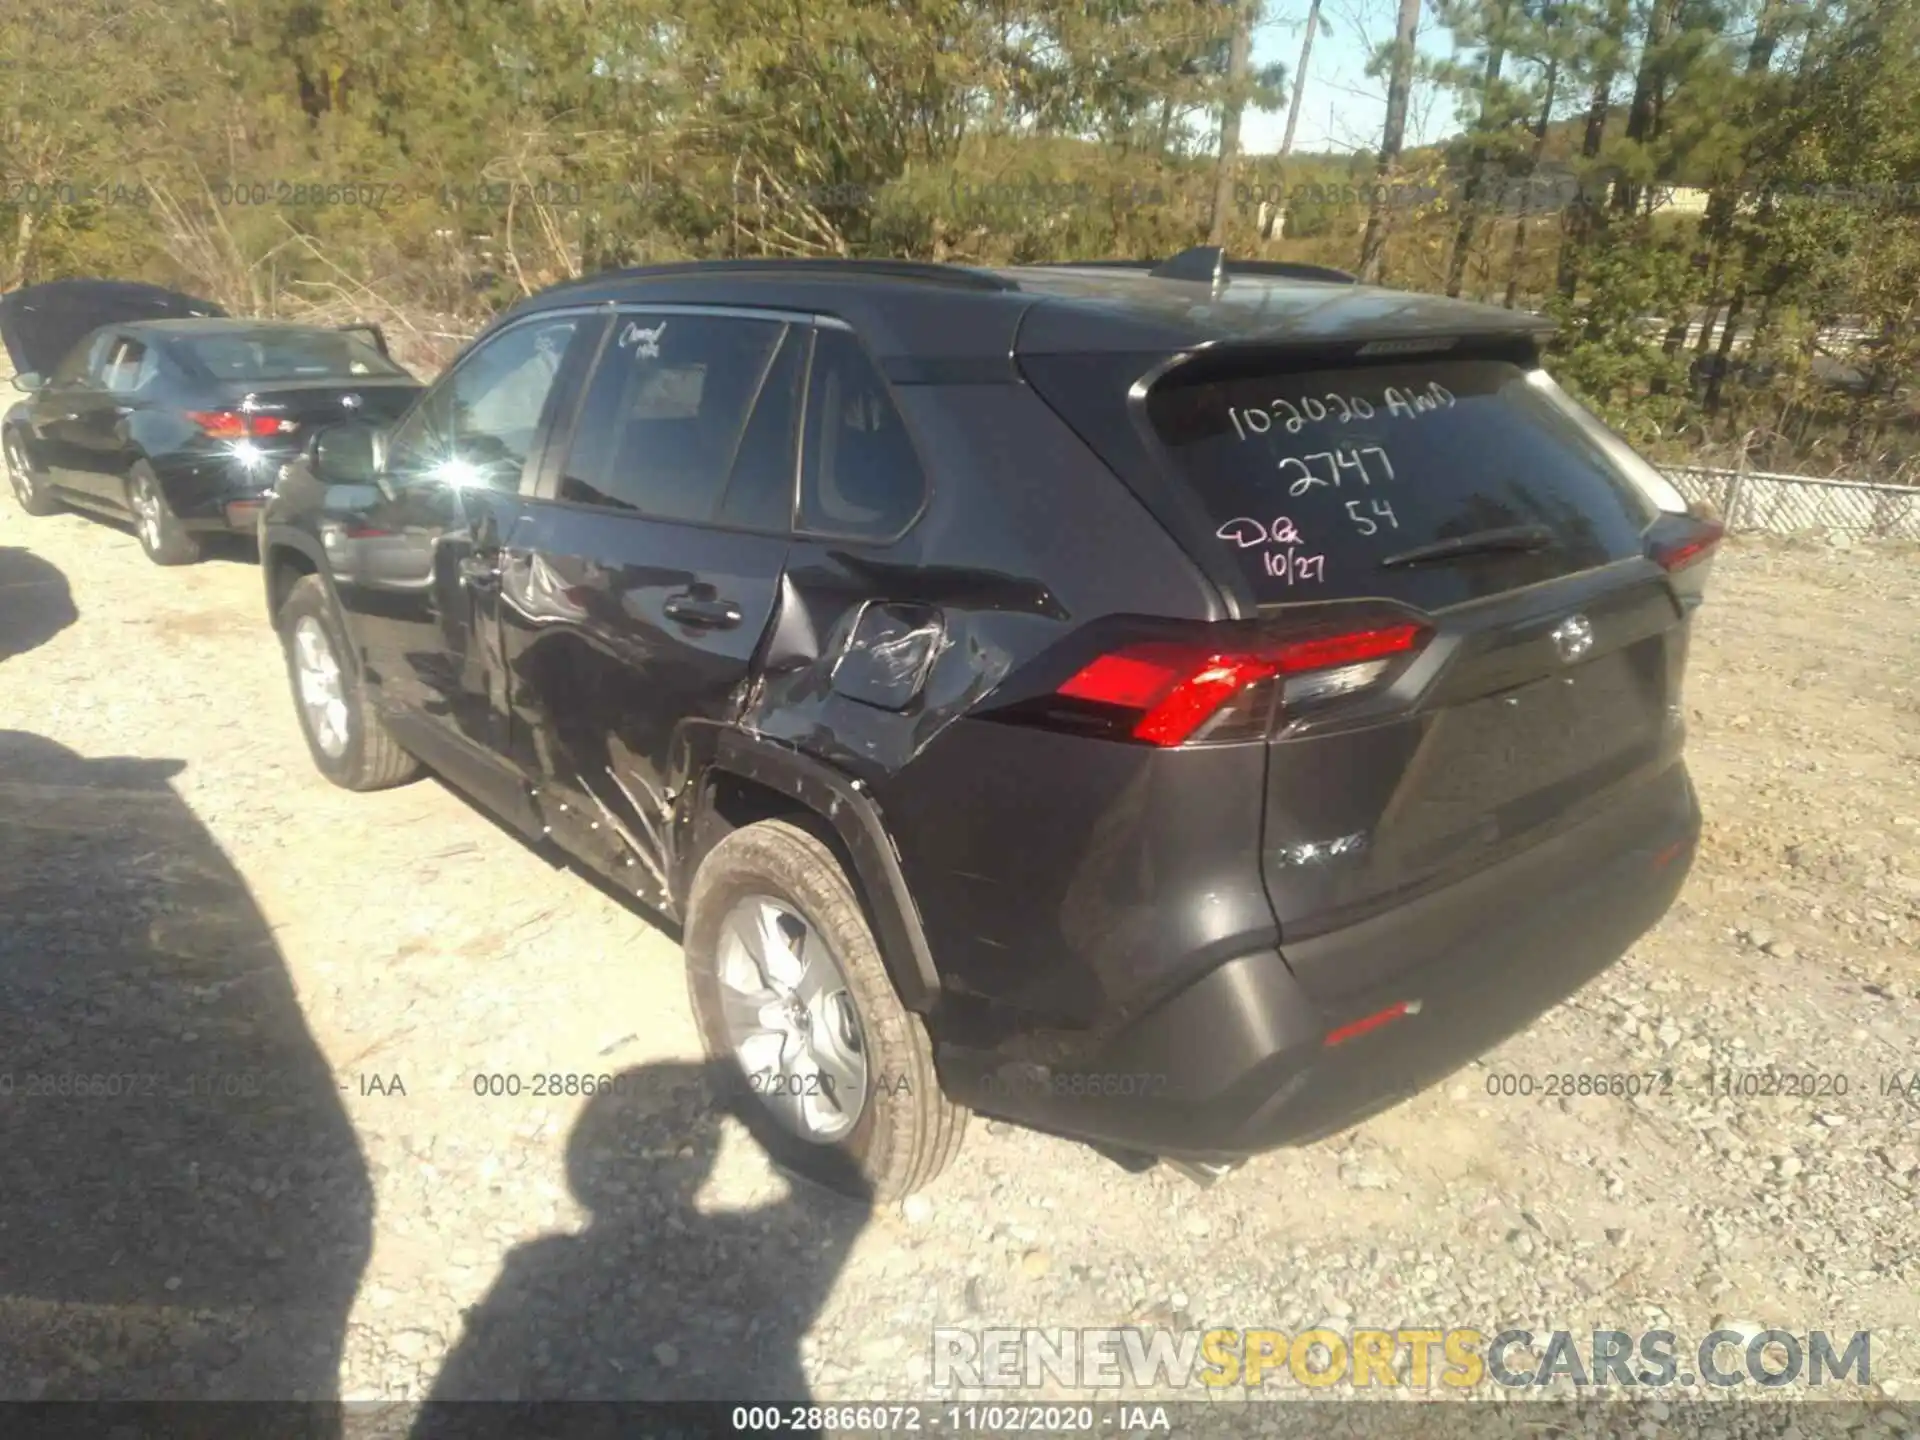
[663,593,743,629]
[459,552,502,589]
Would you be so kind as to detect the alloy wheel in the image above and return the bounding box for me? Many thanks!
[131,476,165,554]
[291,615,351,759]
[715,893,871,1143]
[4,436,35,506]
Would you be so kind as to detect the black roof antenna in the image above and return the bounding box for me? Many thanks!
[1150,245,1228,289]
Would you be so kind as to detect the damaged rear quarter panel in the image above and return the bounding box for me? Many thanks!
[741,382,1217,774]
[739,382,1243,1015]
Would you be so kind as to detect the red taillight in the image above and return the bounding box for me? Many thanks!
[1268,623,1429,674]
[1653,518,1723,572]
[1051,621,1429,748]
[1058,645,1282,746]
[187,410,299,439]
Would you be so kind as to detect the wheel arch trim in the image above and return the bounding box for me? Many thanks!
[698,730,943,1014]
[260,525,341,634]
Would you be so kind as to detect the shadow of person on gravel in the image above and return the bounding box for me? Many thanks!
[412,1060,871,1432]
[0,730,372,1415]
[0,547,77,663]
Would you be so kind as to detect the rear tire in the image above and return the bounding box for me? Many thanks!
[277,575,420,791]
[128,462,201,566]
[684,819,966,1203]
[4,430,60,516]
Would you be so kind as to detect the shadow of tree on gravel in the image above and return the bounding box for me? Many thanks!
[0,546,77,662]
[413,1059,871,1432]
[0,730,372,1413]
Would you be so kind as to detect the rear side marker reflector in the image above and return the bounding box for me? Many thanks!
[1653,519,1724,572]
[1324,998,1421,1048]
[1054,622,1429,747]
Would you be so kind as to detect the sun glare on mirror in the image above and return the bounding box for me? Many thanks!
[427,457,486,488]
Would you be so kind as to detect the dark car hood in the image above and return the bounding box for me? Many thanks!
[0,280,227,377]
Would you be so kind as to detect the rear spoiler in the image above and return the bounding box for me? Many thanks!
[1149,246,1356,287]
[1059,247,1359,288]
[337,322,390,358]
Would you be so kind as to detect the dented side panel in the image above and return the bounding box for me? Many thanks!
[739,381,1219,779]
[738,382,1239,1017]
[495,502,792,915]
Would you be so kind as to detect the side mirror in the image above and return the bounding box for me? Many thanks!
[310,420,386,486]
[11,372,45,394]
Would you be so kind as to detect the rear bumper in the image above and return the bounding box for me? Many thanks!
[937,762,1699,1161]
[157,453,290,530]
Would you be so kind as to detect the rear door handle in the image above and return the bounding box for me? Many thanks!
[663,593,743,629]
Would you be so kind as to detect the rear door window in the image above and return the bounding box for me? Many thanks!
[1145,359,1661,610]
[100,338,154,394]
[556,313,789,526]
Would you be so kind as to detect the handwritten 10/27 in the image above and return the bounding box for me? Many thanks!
[1215,380,1457,582]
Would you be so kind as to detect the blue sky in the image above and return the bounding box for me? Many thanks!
[1239,1,1466,156]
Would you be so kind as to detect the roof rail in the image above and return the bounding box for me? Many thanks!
[556,258,1019,294]
[1047,248,1359,287]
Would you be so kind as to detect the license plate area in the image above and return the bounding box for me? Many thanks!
[1391,642,1666,853]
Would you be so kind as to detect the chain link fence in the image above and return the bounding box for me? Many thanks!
[1662,465,1920,540]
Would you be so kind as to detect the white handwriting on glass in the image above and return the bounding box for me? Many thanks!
[1344,498,1400,536]
[1216,515,1305,549]
[1226,381,1453,439]
[618,320,667,358]
[1214,517,1326,584]
[1382,381,1455,419]
[1278,446,1395,497]
[1264,549,1327,583]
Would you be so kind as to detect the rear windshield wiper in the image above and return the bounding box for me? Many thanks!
[1378,523,1557,569]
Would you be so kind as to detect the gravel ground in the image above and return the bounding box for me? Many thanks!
[1,495,1916,1435]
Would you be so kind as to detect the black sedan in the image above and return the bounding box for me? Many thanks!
[3,279,422,564]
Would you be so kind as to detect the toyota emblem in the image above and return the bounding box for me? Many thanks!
[341,393,363,410]
[1551,614,1594,664]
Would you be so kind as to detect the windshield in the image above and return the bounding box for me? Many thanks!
[180,329,406,382]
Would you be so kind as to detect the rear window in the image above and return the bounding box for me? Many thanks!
[181,330,406,382]
[1145,359,1660,609]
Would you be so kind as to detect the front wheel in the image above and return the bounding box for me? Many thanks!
[277,575,420,791]
[684,819,967,1203]
[127,463,201,565]
[4,430,60,516]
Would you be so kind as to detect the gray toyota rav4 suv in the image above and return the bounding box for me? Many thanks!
[260,247,1719,1198]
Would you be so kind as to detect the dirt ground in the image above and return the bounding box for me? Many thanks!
[1,495,1916,1430]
